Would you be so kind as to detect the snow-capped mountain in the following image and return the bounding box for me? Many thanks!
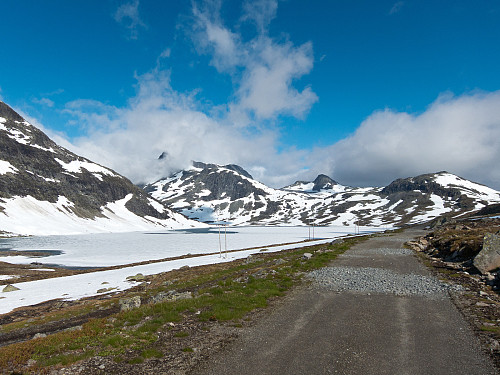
[0,101,199,236]
[145,162,500,227]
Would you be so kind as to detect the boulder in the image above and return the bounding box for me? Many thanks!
[302,253,313,260]
[473,233,500,274]
[2,284,20,292]
[126,273,145,282]
[149,290,192,304]
[119,295,141,311]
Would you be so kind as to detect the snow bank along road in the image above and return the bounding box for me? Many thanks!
[195,228,497,375]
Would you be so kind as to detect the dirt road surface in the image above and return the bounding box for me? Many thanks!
[193,229,497,375]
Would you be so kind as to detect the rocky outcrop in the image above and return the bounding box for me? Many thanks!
[474,233,500,274]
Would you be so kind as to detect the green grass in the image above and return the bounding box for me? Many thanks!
[0,236,363,372]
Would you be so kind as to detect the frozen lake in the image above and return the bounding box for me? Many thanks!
[0,225,387,267]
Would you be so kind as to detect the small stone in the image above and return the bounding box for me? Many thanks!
[2,284,20,292]
[490,339,500,350]
[33,333,47,339]
[119,296,141,311]
[302,253,313,260]
[26,359,37,367]
[476,302,490,307]
[179,265,190,271]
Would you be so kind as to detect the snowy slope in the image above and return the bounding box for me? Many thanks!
[0,101,201,236]
[145,164,500,227]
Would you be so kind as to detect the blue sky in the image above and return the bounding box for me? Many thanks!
[1,0,500,189]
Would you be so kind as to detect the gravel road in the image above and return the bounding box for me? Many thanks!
[194,228,498,375]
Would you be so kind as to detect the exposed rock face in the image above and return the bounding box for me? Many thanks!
[144,162,500,227]
[474,233,500,274]
[312,174,338,191]
[0,101,195,235]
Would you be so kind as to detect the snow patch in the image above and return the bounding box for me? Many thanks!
[55,158,117,177]
[0,160,18,175]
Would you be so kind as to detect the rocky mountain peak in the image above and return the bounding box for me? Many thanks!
[312,174,338,191]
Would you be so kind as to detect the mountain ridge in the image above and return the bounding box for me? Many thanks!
[144,162,500,227]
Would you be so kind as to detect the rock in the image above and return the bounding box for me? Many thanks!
[302,253,313,260]
[331,238,344,245]
[33,333,47,339]
[179,265,190,271]
[475,302,490,308]
[274,258,287,265]
[64,325,83,332]
[244,255,257,264]
[126,273,146,282]
[119,295,141,311]
[473,233,500,274]
[26,359,37,367]
[2,284,20,292]
[490,339,500,351]
[149,290,192,304]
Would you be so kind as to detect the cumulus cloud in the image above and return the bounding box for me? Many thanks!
[192,0,317,123]
[328,91,500,189]
[114,0,147,40]
[63,68,304,186]
[56,0,318,186]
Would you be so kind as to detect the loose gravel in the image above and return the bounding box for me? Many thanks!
[307,266,460,298]
[341,247,414,257]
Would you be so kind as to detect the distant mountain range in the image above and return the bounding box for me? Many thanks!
[1,99,500,236]
[145,161,500,227]
[0,101,199,236]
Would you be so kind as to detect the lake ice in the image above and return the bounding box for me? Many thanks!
[0,225,385,267]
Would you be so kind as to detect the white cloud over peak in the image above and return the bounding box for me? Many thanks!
[54,0,318,186]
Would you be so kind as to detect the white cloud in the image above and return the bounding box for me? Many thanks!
[241,0,278,34]
[52,0,318,186]
[192,0,317,123]
[114,0,147,40]
[33,97,55,107]
[389,1,405,15]
[328,90,500,189]
[62,68,295,185]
